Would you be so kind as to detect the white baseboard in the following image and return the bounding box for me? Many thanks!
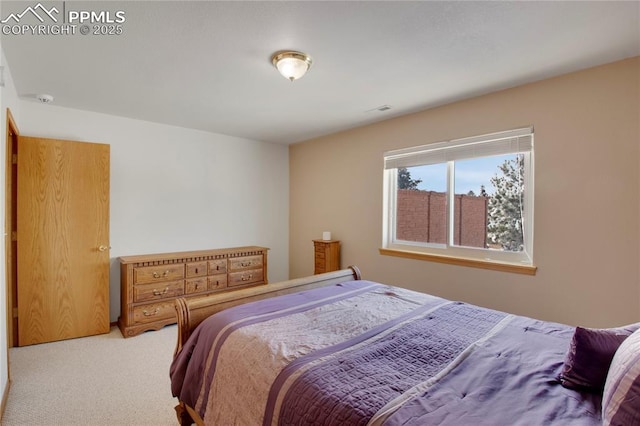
[0,378,10,422]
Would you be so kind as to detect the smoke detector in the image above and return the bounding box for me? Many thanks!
[36,94,54,104]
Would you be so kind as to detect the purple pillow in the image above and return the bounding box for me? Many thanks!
[559,324,640,392]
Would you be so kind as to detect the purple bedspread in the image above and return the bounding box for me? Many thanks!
[170,280,384,418]
[170,280,603,425]
[382,315,602,426]
[268,302,509,425]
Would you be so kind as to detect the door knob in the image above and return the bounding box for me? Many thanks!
[98,245,110,252]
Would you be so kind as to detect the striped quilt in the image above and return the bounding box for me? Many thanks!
[170,280,602,425]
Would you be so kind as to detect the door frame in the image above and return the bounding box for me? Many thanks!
[5,108,19,349]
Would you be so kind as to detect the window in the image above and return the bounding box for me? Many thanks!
[382,127,534,272]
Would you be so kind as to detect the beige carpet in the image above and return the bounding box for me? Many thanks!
[1,325,178,426]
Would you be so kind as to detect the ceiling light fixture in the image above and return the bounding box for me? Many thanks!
[271,50,313,82]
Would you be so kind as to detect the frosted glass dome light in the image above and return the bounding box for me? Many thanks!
[271,51,313,81]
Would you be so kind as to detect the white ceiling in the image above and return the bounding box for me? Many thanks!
[2,1,639,144]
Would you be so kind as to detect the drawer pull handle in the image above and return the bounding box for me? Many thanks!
[142,308,160,317]
[241,274,253,281]
[152,270,170,279]
[240,261,252,267]
[152,287,169,296]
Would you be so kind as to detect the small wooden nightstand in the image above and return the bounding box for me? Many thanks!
[313,240,340,274]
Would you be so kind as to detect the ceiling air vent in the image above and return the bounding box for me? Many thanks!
[365,105,392,113]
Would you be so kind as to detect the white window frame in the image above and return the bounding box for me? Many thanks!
[382,127,534,268]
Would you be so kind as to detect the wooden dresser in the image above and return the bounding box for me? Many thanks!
[118,246,268,337]
[313,240,340,274]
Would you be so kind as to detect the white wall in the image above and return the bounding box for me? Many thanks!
[16,101,289,323]
[1,47,21,416]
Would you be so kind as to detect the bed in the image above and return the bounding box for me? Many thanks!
[170,267,640,426]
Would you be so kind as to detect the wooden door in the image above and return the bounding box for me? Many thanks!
[17,136,110,345]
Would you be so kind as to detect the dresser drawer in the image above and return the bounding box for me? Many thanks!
[185,277,208,294]
[133,264,184,284]
[134,280,184,303]
[229,255,263,271]
[228,269,264,287]
[119,246,268,338]
[208,259,227,275]
[208,275,228,291]
[132,301,175,325]
[186,261,207,277]
[313,240,340,275]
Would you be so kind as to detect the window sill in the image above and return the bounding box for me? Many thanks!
[379,248,537,276]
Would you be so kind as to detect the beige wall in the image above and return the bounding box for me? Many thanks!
[290,57,640,328]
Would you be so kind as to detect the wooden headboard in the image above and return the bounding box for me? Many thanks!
[173,266,361,355]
